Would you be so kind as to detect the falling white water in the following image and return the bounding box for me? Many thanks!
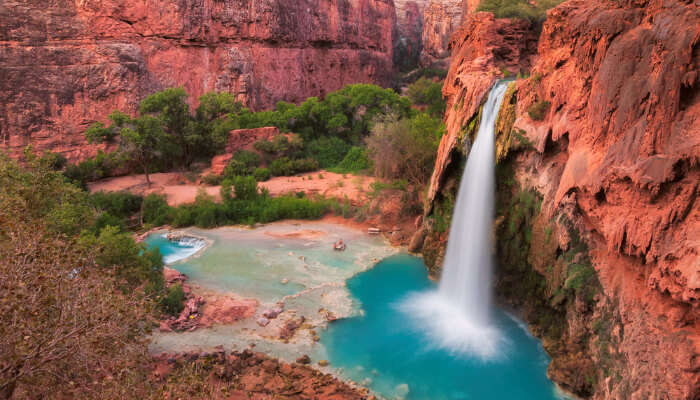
[400,81,510,360]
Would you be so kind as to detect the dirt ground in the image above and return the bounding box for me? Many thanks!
[89,170,376,206]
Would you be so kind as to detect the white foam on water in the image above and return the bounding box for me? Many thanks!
[400,81,510,360]
[161,234,207,264]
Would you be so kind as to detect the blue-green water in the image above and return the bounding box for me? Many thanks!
[147,231,566,400]
[321,254,566,400]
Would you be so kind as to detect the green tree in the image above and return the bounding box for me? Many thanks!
[194,92,244,155]
[139,88,194,166]
[117,115,167,186]
[366,113,443,186]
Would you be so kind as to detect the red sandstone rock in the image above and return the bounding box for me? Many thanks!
[431,1,699,398]
[420,0,466,69]
[209,126,282,174]
[225,127,280,154]
[426,13,538,208]
[163,266,187,286]
[200,295,258,326]
[394,0,430,67]
[0,0,395,162]
[152,350,366,399]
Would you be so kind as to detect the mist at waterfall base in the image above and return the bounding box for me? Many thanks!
[400,81,509,360]
[321,254,567,400]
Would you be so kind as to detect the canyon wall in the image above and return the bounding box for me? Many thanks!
[424,1,699,398]
[394,0,467,70]
[419,0,468,69]
[0,0,395,161]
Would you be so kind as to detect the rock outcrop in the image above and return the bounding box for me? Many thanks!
[426,12,538,208]
[426,1,699,398]
[394,0,431,70]
[0,0,395,162]
[152,349,369,399]
[419,0,467,69]
[394,0,468,70]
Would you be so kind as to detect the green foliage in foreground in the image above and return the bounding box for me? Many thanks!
[476,0,565,21]
[0,152,164,293]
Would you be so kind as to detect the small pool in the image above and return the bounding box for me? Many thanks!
[320,254,569,400]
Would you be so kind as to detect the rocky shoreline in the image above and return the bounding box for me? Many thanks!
[152,348,373,400]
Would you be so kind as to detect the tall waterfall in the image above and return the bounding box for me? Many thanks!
[401,81,510,360]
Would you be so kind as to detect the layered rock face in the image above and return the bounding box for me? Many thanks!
[426,12,538,207]
[419,0,467,69]
[394,0,430,70]
[427,0,699,398]
[0,0,395,161]
[394,0,468,70]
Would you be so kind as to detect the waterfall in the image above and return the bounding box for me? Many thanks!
[400,81,510,360]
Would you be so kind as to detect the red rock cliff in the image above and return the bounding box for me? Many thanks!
[0,0,395,161]
[428,0,699,398]
[419,0,468,69]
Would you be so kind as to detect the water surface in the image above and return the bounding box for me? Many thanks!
[321,254,567,400]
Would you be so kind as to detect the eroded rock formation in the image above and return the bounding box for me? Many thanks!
[426,12,538,208]
[0,0,395,161]
[419,0,467,69]
[426,1,699,398]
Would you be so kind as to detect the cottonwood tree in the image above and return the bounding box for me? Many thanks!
[366,112,443,187]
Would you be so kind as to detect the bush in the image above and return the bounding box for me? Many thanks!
[270,157,319,176]
[332,146,372,173]
[90,191,143,219]
[201,173,223,186]
[366,113,443,186]
[406,77,446,117]
[142,194,173,226]
[527,100,551,121]
[476,0,564,21]
[38,151,67,171]
[304,136,351,168]
[223,159,248,179]
[253,167,271,182]
[233,150,260,169]
[83,225,163,288]
[63,151,120,187]
[159,284,185,316]
[233,176,259,201]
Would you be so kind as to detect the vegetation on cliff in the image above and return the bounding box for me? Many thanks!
[476,0,565,21]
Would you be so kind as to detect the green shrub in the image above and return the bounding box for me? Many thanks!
[63,151,119,187]
[253,167,271,182]
[270,157,319,176]
[233,176,259,201]
[304,136,351,168]
[201,173,223,186]
[223,159,248,178]
[90,191,143,219]
[476,0,565,21]
[38,151,67,171]
[333,146,372,173]
[233,150,260,169]
[46,200,95,236]
[527,100,551,121]
[80,225,163,288]
[142,194,173,226]
[92,212,128,233]
[159,284,185,316]
[406,77,446,117]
